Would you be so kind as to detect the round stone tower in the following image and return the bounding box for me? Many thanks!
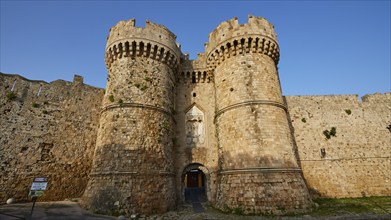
[82,19,181,215]
[206,16,312,214]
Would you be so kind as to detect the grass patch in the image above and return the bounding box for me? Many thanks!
[345,109,352,115]
[311,196,391,216]
[108,95,114,102]
[189,197,391,218]
[6,91,17,101]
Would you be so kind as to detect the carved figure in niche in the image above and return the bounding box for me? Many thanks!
[185,106,205,147]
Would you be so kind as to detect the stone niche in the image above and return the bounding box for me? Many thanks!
[185,105,205,148]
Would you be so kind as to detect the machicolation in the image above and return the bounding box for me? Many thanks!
[1,15,390,217]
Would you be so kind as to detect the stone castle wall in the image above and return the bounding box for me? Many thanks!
[0,73,103,202]
[2,71,389,204]
[81,19,181,215]
[175,57,218,203]
[1,15,390,216]
[285,93,391,198]
[206,15,312,214]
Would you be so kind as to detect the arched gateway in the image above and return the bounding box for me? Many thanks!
[182,163,210,203]
[82,16,313,215]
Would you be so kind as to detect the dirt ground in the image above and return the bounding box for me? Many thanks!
[0,199,390,220]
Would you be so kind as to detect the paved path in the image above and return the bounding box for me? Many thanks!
[0,201,116,220]
[185,188,206,213]
[1,200,390,220]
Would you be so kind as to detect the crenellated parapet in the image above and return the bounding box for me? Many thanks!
[83,18,180,215]
[105,19,181,70]
[180,68,211,83]
[205,15,280,70]
[180,52,213,83]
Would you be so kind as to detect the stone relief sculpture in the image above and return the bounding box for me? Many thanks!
[185,105,205,147]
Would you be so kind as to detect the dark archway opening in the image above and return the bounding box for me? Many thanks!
[183,169,207,203]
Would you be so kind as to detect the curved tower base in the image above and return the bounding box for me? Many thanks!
[82,174,175,214]
[216,171,312,215]
[206,16,313,215]
[81,19,180,215]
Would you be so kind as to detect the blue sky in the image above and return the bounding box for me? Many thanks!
[1,1,390,97]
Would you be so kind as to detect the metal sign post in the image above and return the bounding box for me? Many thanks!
[30,196,37,216]
[29,177,48,218]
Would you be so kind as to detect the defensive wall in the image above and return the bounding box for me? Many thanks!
[0,15,390,216]
[1,72,390,209]
[0,73,103,202]
[285,93,391,198]
[175,53,219,205]
[0,71,391,205]
[205,16,312,214]
[82,19,181,214]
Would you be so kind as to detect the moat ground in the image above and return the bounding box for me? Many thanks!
[0,197,390,220]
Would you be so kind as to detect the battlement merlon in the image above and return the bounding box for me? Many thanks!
[205,15,280,68]
[106,19,178,48]
[105,19,182,70]
[181,52,208,71]
[206,15,277,50]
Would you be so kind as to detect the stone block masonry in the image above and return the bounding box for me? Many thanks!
[208,16,312,214]
[1,15,390,217]
[0,73,103,202]
[81,19,180,215]
[286,94,391,198]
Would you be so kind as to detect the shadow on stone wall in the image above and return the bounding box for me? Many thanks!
[89,186,122,215]
[0,73,103,203]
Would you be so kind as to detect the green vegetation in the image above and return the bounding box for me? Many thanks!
[109,94,114,102]
[323,127,337,139]
[220,205,246,216]
[208,196,391,218]
[323,130,331,139]
[32,102,39,108]
[345,109,352,115]
[162,121,169,130]
[6,91,17,101]
[42,110,48,114]
[140,84,148,91]
[135,83,148,91]
[310,196,391,216]
[170,107,176,115]
[95,209,126,217]
[233,207,244,215]
[118,99,123,105]
[329,127,336,137]
[301,118,307,123]
[172,137,177,145]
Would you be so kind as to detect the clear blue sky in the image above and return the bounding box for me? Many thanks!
[1,1,390,97]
